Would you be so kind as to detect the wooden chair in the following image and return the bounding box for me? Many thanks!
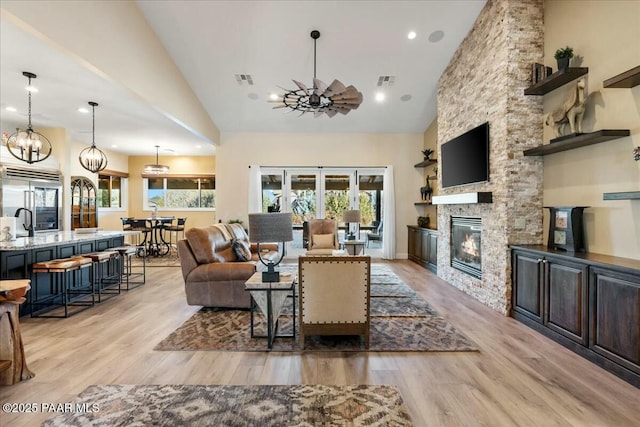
[298,255,371,349]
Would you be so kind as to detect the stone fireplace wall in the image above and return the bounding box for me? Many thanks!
[436,0,544,314]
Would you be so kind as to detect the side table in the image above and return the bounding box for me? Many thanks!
[342,240,366,255]
[244,272,296,349]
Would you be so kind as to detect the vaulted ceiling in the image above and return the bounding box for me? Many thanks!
[0,1,486,156]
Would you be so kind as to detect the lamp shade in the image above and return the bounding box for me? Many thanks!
[342,210,361,223]
[249,213,293,243]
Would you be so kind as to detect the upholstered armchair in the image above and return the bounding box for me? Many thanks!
[306,219,339,253]
[298,255,371,349]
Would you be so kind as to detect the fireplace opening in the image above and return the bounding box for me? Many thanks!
[451,216,482,279]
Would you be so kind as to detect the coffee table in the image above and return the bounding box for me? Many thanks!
[244,272,296,349]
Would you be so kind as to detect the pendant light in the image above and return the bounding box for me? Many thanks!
[6,72,53,164]
[79,101,108,173]
[143,145,170,175]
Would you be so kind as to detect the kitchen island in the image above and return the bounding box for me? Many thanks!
[1,230,139,316]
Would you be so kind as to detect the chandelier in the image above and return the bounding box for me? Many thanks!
[79,101,108,173]
[6,72,53,164]
[272,30,363,117]
[144,145,170,174]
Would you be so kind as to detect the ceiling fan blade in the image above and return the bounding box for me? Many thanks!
[325,109,339,118]
[325,79,347,96]
[314,111,324,118]
[272,104,288,109]
[332,102,359,109]
[313,78,328,95]
[293,80,309,95]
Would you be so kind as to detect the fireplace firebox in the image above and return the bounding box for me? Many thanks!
[451,216,482,278]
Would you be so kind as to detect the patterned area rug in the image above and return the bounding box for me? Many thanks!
[42,384,413,426]
[155,265,477,352]
[131,251,181,267]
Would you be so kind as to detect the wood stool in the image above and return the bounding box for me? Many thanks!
[84,251,121,302]
[0,280,35,385]
[112,246,145,290]
[31,257,93,318]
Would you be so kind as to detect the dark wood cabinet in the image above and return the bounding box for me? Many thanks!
[511,245,640,387]
[0,251,29,279]
[590,267,640,375]
[407,226,437,273]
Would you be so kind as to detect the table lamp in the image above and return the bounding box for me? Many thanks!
[248,212,293,282]
[342,210,360,241]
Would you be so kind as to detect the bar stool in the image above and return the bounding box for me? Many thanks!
[112,246,145,290]
[164,217,187,255]
[84,251,121,302]
[31,257,93,318]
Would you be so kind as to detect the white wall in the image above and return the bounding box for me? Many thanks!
[543,0,640,259]
[216,132,425,258]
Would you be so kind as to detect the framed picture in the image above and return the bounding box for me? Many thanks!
[545,206,588,252]
[555,211,568,229]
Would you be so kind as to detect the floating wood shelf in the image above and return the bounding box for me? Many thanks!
[414,201,433,206]
[523,130,630,156]
[603,66,640,88]
[432,192,493,205]
[414,159,437,168]
[524,67,589,95]
[603,191,640,201]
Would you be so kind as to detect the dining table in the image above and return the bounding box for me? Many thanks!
[137,217,174,257]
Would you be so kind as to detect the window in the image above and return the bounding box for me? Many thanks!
[98,171,128,209]
[144,175,215,210]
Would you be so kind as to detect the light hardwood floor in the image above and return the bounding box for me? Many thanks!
[1,260,639,426]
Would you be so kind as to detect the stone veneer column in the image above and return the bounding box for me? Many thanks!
[436,0,544,315]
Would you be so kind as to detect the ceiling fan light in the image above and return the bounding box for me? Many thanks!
[6,72,53,164]
[273,30,362,118]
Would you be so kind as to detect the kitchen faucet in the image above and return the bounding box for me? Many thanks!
[14,207,34,237]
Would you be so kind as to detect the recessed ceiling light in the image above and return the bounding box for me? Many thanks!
[5,106,17,112]
[375,92,385,102]
[400,94,412,102]
[25,85,38,93]
[111,144,118,148]
[247,93,259,100]
[269,93,279,101]
[78,107,89,114]
[428,30,445,43]
[195,145,202,149]
[407,31,417,40]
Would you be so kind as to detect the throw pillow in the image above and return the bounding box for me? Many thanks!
[232,239,252,261]
[312,233,335,249]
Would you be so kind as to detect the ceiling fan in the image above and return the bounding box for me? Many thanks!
[272,30,363,118]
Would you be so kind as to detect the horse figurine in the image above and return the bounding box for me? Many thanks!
[545,77,587,138]
[420,176,432,201]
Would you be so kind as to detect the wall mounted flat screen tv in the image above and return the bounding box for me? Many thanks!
[441,122,490,189]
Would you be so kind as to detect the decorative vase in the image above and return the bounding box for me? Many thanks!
[557,57,570,71]
[417,216,430,228]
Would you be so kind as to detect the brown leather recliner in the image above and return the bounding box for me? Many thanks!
[177,223,278,308]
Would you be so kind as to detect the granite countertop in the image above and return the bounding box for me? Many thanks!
[0,230,140,251]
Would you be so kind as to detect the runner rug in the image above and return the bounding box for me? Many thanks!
[155,265,477,352]
[42,384,413,426]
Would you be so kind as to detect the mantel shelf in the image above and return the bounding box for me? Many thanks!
[432,192,493,205]
[603,66,640,88]
[523,130,631,156]
[414,159,437,168]
[603,191,640,201]
[524,67,588,95]
[414,201,433,206]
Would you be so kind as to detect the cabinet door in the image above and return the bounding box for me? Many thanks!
[420,229,430,263]
[589,267,640,375]
[407,227,422,261]
[57,243,77,259]
[512,251,543,322]
[544,257,588,345]
[428,233,438,267]
[96,239,110,251]
[0,251,29,279]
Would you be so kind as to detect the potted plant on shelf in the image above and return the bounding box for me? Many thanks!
[554,46,574,71]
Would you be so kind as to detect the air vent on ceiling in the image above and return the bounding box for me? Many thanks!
[2,165,62,183]
[377,75,396,87]
[235,74,254,86]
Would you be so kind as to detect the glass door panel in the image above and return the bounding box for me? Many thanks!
[288,173,318,225]
[261,172,283,213]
